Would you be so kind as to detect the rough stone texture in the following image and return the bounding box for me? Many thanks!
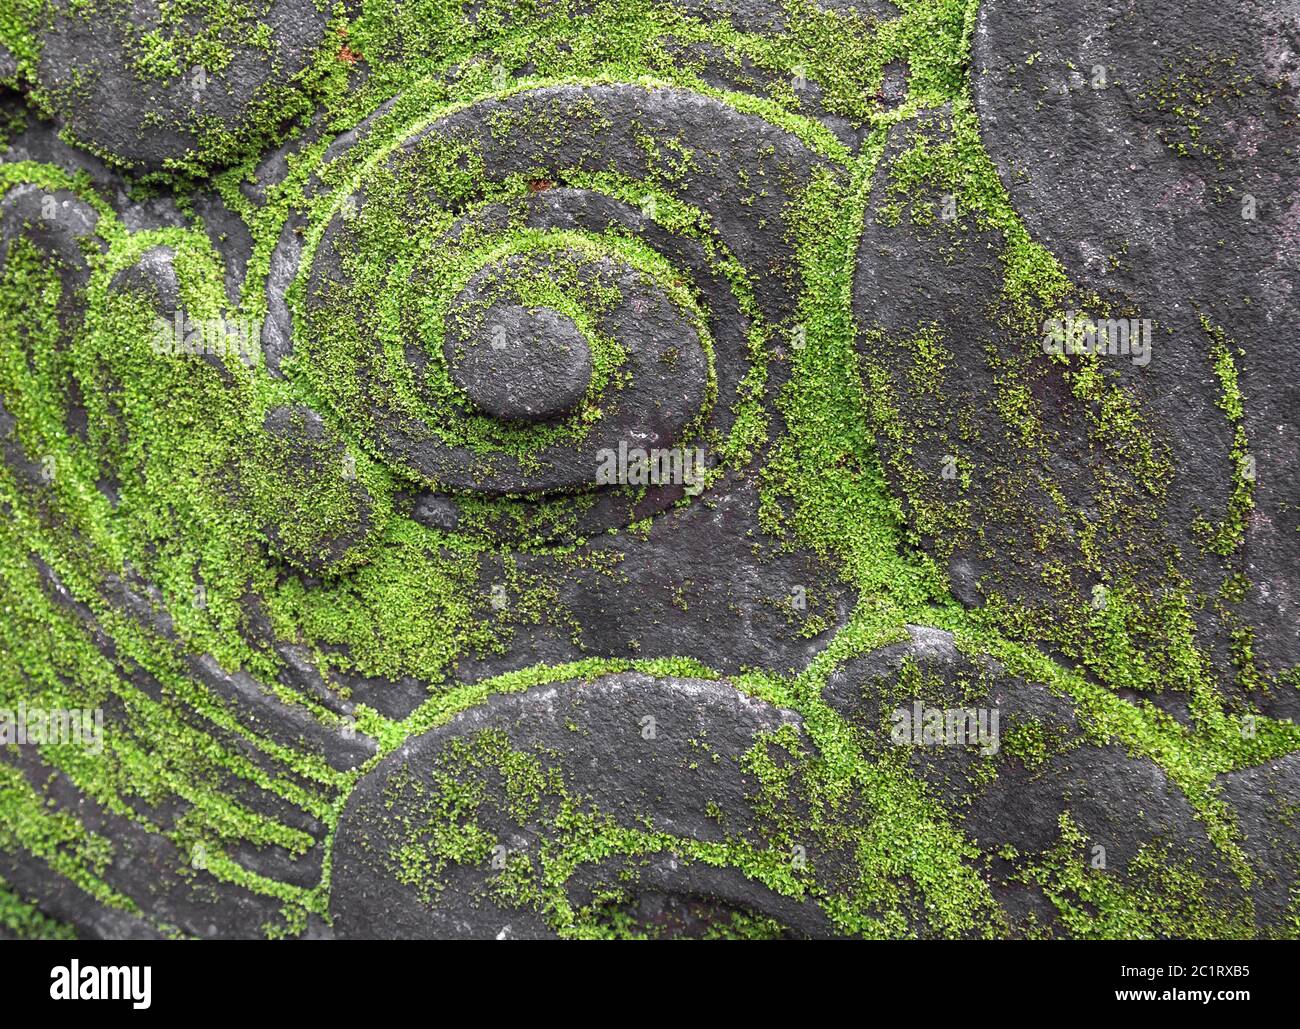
[972,0,1300,694]
[825,627,1255,935]
[444,300,594,423]
[331,674,836,939]
[33,0,332,172]
[1216,754,1300,929]
[0,0,1296,940]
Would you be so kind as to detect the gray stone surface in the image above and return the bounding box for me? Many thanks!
[826,626,1255,935]
[34,0,331,172]
[331,673,836,939]
[0,0,1295,942]
[972,0,1300,690]
[445,300,594,423]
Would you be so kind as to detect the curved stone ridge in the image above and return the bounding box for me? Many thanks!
[824,627,1264,937]
[288,81,846,544]
[969,0,1300,698]
[29,0,331,173]
[331,674,835,939]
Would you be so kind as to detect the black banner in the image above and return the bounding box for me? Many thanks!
[0,939,1287,1014]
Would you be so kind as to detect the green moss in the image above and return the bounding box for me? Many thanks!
[1192,317,1255,557]
[0,875,77,939]
[1015,812,1255,940]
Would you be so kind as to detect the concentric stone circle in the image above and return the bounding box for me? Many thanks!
[444,298,594,423]
[273,80,844,545]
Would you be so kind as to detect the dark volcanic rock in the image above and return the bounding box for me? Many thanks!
[0,0,1295,943]
[826,627,1255,935]
[972,0,1300,687]
[33,0,331,172]
[330,673,837,939]
[1216,754,1300,936]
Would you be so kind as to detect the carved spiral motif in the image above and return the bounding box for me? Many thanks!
[269,82,837,544]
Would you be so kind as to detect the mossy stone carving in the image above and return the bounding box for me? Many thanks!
[0,0,1296,939]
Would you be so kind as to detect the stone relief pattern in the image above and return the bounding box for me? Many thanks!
[0,0,1296,939]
